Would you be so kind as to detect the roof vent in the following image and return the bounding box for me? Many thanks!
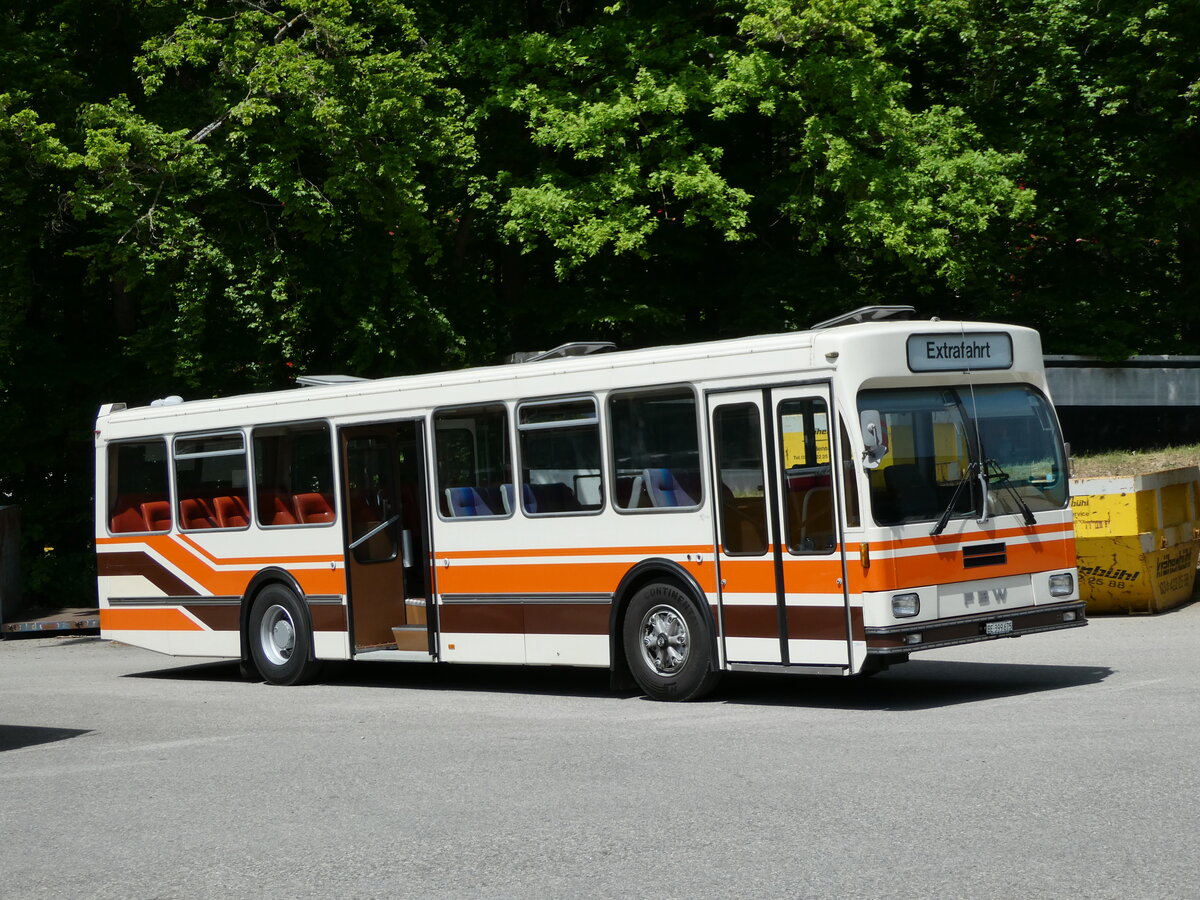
[509,341,617,364]
[811,305,916,330]
[295,374,370,387]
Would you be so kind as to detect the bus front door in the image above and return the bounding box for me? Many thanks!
[709,386,851,670]
[340,421,434,655]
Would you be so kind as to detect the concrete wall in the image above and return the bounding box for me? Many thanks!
[1045,356,1200,453]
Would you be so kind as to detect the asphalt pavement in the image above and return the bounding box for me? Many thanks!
[3,604,1198,899]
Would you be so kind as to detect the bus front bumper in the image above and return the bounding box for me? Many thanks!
[864,601,1087,655]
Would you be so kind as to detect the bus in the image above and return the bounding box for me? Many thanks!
[94,306,1085,700]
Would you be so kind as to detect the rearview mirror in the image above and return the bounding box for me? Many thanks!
[860,410,888,469]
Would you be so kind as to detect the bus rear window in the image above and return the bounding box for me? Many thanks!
[107,440,170,534]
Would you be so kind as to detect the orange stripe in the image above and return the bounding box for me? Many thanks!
[438,560,719,595]
[866,520,1073,553]
[99,534,342,566]
[436,544,713,561]
[99,536,347,598]
[101,607,204,632]
[855,536,1076,592]
[175,533,342,566]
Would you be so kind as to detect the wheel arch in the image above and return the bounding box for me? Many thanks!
[240,568,317,667]
[609,558,720,688]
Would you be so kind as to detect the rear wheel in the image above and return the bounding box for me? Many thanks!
[623,581,721,701]
[248,585,323,686]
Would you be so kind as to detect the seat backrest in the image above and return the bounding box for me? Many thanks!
[258,493,298,526]
[642,468,695,508]
[141,500,172,532]
[179,497,217,530]
[445,486,493,517]
[293,492,335,524]
[110,498,147,534]
[213,495,250,529]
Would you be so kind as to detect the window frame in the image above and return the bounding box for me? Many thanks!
[172,429,252,533]
[432,402,515,523]
[250,419,338,530]
[516,393,606,518]
[105,437,172,536]
[607,383,704,516]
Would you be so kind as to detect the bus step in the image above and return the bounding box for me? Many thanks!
[391,626,428,652]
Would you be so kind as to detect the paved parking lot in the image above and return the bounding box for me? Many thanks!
[3,603,1199,899]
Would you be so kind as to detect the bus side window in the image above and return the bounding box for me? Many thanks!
[714,404,769,556]
[434,405,511,519]
[517,397,603,516]
[609,387,702,511]
[778,397,835,554]
[252,424,335,527]
[174,433,250,532]
[108,440,170,534]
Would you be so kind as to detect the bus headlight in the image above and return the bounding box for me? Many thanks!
[892,593,920,618]
[1049,573,1074,598]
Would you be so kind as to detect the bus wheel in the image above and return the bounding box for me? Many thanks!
[623,581,721,702]
[248,585,322,686]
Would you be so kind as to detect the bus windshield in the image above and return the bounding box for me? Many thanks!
[858,384,1068,527]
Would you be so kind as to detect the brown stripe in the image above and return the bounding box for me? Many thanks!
[785,605,858,641]
[523,602,610,635]
[723,604,781,639]
[437,601,612,635]
[98,552,198,597]
[309,603,348,632]
[184,604,240,631]
[439,602,525,634]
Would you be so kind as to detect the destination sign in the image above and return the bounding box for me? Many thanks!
[906,332,1013,372]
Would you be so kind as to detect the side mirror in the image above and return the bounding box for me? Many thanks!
[860,410,888,469]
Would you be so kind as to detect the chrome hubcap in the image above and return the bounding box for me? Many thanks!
[259,604,295,666]
[639,604,689,676]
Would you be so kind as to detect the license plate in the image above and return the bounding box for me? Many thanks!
[985,620,1014,636]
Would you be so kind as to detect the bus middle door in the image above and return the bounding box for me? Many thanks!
[709,386,851,670]
[341,421,433,656]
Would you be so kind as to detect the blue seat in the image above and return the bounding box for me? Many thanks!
[445,486,494,518]
[643,468,695,508]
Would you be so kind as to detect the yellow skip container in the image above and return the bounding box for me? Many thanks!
[1069,466,1200,614]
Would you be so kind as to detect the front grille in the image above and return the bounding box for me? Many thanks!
[962,542,1007,568]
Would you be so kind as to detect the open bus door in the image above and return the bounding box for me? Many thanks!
[708,385,853,671]
[340,421,434,656]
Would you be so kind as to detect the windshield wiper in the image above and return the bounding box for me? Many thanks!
[930,460,980,536]
[983,458,1036,526]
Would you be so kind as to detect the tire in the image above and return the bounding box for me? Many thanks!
[247,584,323,686]
[622,581,722,702]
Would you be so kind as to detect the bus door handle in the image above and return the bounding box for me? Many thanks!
[348,514,401,551]
[401,529,414,568]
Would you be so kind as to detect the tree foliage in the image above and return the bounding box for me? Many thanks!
[1,0,1197,599]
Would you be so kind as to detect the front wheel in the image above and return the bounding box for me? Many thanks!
[247,585,323,686]
[622,581,721,701]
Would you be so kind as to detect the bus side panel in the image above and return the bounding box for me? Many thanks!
[96,530,349,660]
[431,512,719,667]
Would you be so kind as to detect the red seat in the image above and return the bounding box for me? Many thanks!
[110,498,146,534]
[141,500,171,532]
[179,497,217,530]
[213,495,250,529]
[293,492,335,524]
[258,493,297,526]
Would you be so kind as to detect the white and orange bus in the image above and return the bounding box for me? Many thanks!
[94,306,1085,700]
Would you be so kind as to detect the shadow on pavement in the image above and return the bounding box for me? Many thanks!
[124,655,1112,710]
[0,724,92,752]
[719,659,1113,710]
